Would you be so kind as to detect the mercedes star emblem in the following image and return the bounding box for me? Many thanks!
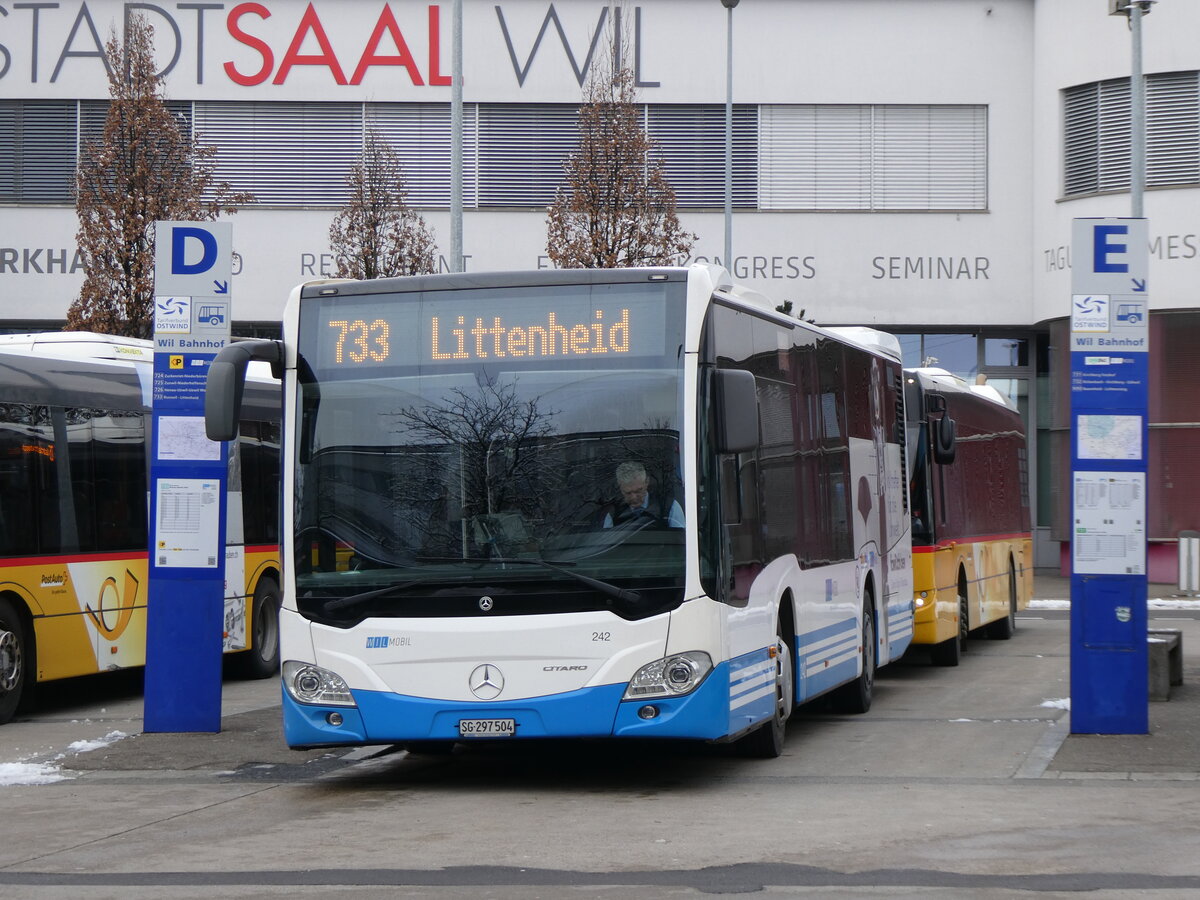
[469,664,504,700]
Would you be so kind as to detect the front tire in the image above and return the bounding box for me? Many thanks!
[235,576,281,679]
[930,584,969,667]
[0,598,29,725]
[735,621,794,758]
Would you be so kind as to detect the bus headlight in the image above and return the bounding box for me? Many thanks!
[283,660,356,707]
[624,651,713,699]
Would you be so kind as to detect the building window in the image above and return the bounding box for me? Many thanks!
[473,103,760,209]
[195,101,361,207]
[647,104,757,208]
[898,332,980,380]
[7,99,989,212]
[759,104,988,211]
[368,103,478,209]
[0,101,79,203]
[477,103,579,208]
[1063,71,1200,197]
[985,337,1029,368]
[79,100,193,145]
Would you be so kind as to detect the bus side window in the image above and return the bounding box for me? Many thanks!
[88,409,147,552]
[239,420,282,545]
[0,403,48,557]
[33,406,63,554]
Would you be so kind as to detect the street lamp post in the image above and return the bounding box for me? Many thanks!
[721,0,739,271]
[1110,0,1154,217]
[450,0,464,272]
[1129,1,1146,218]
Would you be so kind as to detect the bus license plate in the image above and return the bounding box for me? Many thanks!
[458,718,516,737]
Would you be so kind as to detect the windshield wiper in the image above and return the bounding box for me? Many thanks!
[422,555,642,606]
[317,580,429,613]
[472,556,642,605]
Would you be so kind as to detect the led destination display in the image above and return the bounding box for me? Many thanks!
[306,285,671,374]
[427,308,632,360]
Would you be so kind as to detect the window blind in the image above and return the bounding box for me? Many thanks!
[477,104,578,207]
[194,101,360,206]
[647,104,757,208]
[0,101,78,203]
[760,104,986,211]
[367,102,478,209]
[1063,71,1200,197]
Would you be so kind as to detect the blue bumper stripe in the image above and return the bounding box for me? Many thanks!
[282,662,742,748]
[727,648,776,737]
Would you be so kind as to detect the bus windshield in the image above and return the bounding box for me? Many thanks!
[293,279,688,624]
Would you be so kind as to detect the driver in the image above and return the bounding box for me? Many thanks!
[603,461,684,529]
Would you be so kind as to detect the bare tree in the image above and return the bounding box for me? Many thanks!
[328,128,437,280]
[545,47,695,268]
[67,14,249,338]
[393,381,556,523]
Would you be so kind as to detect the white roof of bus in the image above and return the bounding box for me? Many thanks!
[905,366,1016,410]
[0,332,278,382]
[0,331,154,362]
[824,326,903,363]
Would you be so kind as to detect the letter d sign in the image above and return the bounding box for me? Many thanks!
[154,221,232,298]
[172,227,218,275]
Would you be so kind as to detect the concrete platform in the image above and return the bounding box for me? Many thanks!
[2,574,1197,782]
[1033,574,1200,778]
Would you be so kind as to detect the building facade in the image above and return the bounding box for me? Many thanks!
[2,0,1199,574]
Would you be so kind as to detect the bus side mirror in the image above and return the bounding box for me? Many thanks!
[933,414,956,464]
[205,340,283,442]
[715,368,759,454]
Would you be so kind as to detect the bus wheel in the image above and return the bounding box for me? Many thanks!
[834,598,875,714]
[931,587,968,667]
[987,562,1018,640]
[236,577,281,679]
[735,621,793,758]
[0,598,28,725]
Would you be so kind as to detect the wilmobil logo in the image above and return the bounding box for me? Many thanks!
[365,636,411,648]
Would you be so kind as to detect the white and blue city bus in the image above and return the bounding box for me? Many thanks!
[206,266,912,757]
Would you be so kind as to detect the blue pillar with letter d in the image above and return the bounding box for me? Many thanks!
[144,221,234,733]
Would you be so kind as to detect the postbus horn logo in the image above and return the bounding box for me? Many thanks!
[86,569,140,641]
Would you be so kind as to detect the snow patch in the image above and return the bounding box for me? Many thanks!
[0,762,68,786]
[66,731,128,754]
[1029,597,1200,610]
[1029,599,1071,610]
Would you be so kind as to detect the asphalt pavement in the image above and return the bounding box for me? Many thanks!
[1,574,1198,898]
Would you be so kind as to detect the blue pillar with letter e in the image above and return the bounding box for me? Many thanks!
[1069,218,1150,734]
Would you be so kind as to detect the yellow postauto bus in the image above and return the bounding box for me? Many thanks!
[0,333,281,724]
[904,368,1032,667]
